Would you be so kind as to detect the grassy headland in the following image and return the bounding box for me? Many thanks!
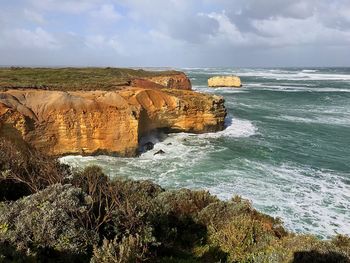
[0,67,179,91]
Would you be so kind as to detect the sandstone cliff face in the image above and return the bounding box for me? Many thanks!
[0,87,226,157]
[146,72,192,90]
[131,72,192,90]
[208,76,242,88]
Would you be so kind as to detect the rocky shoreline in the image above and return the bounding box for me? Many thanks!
[0,68,226,156]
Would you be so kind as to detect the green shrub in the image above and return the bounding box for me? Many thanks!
[198,197,287,238]
[207,214,278,262]
[155,189,219,219]
[0,184,97,261]
[91,234,149,263]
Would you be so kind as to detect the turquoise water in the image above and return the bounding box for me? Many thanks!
[61,68,350,238]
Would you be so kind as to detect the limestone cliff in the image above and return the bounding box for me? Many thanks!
[131,72,192,90]
[146,72,192,90]
[208,76,242,88]
[0,87,226,157]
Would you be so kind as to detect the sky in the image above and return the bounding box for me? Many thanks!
[0,0,350,67]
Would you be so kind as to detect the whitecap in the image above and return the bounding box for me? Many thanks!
[266,115,350,127]
[244,84,350,93]
[204,161,350,238]
[302,69,319,73]
[199,118,257,139]
[237,70,350,81]
[192,86,248,94]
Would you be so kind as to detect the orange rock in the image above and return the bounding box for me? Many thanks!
[130,72,192,90]
[146,72,192,90]
[208,76,242,88]
[0,87,226,157]
[130,78,165,89]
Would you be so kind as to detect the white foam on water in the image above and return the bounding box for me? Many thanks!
[61,133,220,189]
[192,85,248,94]
[237,70,350,81]
[268,87,350,93]
[60,118,258,182]
[199,118,257,139]
[244,83,264,87]
[244,83,350,93]
[302,69,319,73]
[266,115,350,127]
[204,161,350,238]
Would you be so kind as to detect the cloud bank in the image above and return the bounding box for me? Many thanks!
[0,0,349,67]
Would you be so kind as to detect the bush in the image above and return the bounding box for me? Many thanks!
[71,167,163,241]
[0,138,68,200]
[207,214,279,262]
[155,189,219,219]
[91,234,149,263]
[0,184,97,262]
[199,196,287,238]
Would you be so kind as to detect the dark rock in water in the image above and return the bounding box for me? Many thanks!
[144,142,154,151]
[166,143,172,146]
[154,150,165,155]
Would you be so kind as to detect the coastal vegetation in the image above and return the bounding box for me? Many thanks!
[0,137,349,263]
[0,67,180,91]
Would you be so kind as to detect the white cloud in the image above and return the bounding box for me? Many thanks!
[0,0,350,66]
[207,12,247,45]
[24,9,45,24]
[252,16,350,47]
[28,0,101,14]
[0,27,60,50]
[90,4,122,22]
[85,35,124,54]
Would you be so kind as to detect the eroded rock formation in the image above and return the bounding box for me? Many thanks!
[208,76,242,88]
[0,87,226,157]
[146,72,192,90]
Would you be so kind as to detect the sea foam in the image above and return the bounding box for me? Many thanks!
[205,161,350,238]
[199,118,257,139]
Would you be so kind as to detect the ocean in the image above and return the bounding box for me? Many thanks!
[61,68,350,238]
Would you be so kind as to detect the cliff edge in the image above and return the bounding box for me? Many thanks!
[0,69,226,156]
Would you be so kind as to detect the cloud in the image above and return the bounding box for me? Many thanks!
[90,4,122,22]
[251,16,350,46]
[24,9,45,24]
[121,0,218,44]
[0,0,349,66]
[158,13,219,43]
[28,0,101,14]
[206,12,247,45]
[85,34,124,54]
[0,27,59,50]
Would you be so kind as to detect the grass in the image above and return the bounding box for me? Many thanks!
[0,67,181,91]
